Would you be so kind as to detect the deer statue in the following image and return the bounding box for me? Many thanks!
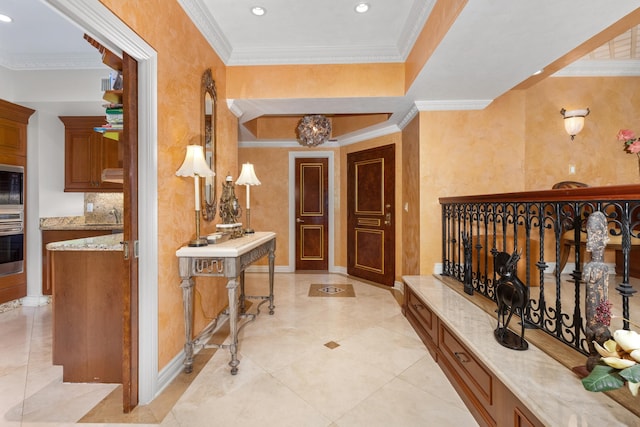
[494,250,529,350]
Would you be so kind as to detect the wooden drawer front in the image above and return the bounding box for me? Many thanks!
[406,289,437,341]
[439,323,493,407]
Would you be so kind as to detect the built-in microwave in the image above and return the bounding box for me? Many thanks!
[0,164,23,206]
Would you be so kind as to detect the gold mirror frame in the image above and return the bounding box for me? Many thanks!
[202,69,217,221]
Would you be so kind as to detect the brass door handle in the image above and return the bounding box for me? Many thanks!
[296,218,305,223]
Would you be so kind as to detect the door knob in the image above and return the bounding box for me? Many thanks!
[296,218,305,223]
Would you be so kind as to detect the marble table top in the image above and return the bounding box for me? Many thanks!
[46,233,124,251]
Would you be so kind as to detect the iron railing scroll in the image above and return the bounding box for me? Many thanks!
[440,185,640,355]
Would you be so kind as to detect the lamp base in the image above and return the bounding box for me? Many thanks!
[188,237,208,247]
[244,228,255,234]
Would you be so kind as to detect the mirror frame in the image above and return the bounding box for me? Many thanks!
[202,68,217,221]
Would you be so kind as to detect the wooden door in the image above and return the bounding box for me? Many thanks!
[121,52,139,412]
[347,145,395,286]
[295,157,329,270]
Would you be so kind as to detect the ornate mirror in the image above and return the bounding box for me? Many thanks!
[202,69,217,221]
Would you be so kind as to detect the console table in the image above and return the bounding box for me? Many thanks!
[176,231,276,375]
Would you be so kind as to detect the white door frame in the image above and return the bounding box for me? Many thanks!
[46,0,159,404]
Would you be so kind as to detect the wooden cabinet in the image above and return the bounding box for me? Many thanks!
[41,229,115,295]
[404,288,438,359]
[50,247,123,383]
[404,286,544,427]
[0,99,34,305]
[59,116,122,192]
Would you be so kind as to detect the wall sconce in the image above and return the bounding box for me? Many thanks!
[176,145,215,246]
[296,114,332,147]
[560,108,589,140]
[235,163,261,234]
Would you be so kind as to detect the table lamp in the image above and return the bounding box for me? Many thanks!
[176,145,215,246]
[235,163,261,234]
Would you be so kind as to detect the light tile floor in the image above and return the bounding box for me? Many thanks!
[1,273,477,427]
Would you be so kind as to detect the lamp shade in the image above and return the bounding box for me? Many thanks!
[235,163,261,186]
[176,145,215,177]
[560,108,589,139]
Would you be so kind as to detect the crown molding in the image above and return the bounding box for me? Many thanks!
[238,140,339,148]
[226,44,402,66]
[0,52,104,70]
[553,60,640,77]
[415,99,492,111]
[397,0,437,60]
[226,99,244,118]
[397,104,419,130]
[177,0,232,64]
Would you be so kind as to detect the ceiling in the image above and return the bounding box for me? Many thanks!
[2,0,640,143]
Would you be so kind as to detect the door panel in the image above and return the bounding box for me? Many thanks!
[295,158,328,270]
[347,145,395,286]
[122,52,139,412]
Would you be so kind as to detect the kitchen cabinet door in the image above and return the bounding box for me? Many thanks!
[59,116,123,192]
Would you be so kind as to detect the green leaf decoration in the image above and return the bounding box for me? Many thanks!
[582,364,625,392]
[620,364,640,383]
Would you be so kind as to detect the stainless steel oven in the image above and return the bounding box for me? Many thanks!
[0,164,24,276]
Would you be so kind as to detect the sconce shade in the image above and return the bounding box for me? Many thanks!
[235,163,261,186]
[560,108,589,140]
[176,145,215,177]
[296,114,332,147]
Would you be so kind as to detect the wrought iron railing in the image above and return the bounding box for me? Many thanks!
[440,185,640,355]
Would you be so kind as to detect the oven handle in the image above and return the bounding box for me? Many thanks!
[0,227,23,235]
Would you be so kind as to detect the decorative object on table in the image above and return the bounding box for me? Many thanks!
[583,211,612,371]
[219,173,241,224]
[560,107,589,140]
[616,129,640,176]
[296,114,332,147]
[581,327,640,397]
[176,145,215,247]
[235,163,261,234]
[462,232,474,295]
[493,250,529,350]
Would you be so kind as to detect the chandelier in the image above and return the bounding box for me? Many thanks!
[296,115,332,147]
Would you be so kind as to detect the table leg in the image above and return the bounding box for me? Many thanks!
[268,245,275,315]
[227,276,240,375]
[239,271,246,314]
[178,257,195,374]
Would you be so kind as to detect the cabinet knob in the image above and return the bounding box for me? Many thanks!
[454,351,470,363]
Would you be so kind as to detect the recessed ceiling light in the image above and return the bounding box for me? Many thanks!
[251,6,266,16]
[0,14,13,23]
[355,3,370,13]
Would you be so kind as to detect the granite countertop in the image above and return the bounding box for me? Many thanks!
[46,233,124,251]
[402,275,639,427]
[40,216,123,231]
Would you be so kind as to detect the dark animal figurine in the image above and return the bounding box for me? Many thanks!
[494,250,529,350]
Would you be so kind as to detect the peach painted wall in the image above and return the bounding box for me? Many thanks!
[402,116,421,275]
[524,77,640,188]
[418,91,527,273]
[99,0,238,369]
[227,63,405,99]
[235,147,296,267]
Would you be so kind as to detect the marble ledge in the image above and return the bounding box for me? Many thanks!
[46,233,124,251]
[40,216,123,231]
[402,275,639,427]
